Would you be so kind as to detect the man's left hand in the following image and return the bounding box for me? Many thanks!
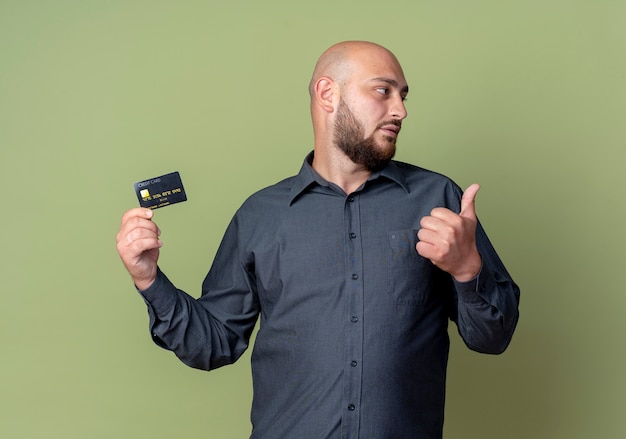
[416,184,483,282]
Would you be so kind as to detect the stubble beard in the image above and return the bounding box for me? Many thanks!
[333,99,398,172]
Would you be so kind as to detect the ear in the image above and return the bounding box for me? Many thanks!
[313,77,337,113]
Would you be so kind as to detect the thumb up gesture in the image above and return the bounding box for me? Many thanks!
[416,184,483,282]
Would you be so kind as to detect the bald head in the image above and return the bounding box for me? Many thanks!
[308,41,402,98]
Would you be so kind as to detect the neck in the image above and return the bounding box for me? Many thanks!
[312,146,372,195]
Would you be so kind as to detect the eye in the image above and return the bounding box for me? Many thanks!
[375,87,389,95]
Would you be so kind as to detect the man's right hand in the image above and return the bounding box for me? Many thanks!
[116,208,163,290]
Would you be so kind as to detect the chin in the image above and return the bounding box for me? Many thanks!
[378,141,396,159]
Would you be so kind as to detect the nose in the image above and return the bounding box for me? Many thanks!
[390,95,407,120]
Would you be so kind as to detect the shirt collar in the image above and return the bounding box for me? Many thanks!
[289,151,410,205]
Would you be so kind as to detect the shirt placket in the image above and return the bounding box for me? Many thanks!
[341,193,364,439]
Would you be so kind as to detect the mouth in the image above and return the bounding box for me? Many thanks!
[379,123,401,139]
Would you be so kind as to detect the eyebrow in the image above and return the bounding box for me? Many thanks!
[369,77,410,94]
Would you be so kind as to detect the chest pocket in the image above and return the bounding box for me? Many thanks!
[387,229,437,306]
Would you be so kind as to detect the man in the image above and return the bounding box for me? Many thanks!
[116,41,520,438]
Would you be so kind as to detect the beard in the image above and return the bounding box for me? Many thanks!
[333,99,399,172]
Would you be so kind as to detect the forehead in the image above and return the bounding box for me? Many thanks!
[347,47,408,88]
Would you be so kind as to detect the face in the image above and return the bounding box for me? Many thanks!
[332,50,409,171]
[333,98,400,172]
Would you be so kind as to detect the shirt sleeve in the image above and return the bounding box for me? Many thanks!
[450,220,521,354]
[137,214,260,371]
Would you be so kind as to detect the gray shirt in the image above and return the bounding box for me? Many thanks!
[138,152,520,438]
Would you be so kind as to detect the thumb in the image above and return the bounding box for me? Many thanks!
[460,183,480,218]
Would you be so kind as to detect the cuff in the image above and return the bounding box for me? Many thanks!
[453,263,496,304]
[136,268,178,317]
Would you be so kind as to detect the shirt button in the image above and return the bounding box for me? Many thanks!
[351,274,358,280]
[351,316,358,323]
[349,232,357,239]
[348,196,355,202]
[351,361,357,367]
[348,404,356,411]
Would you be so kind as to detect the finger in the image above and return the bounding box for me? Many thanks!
[126,235,163,254]
[460,184,480,218]
[415,240,439,263]
[416,227,435,245]
[117,222,159,248]
[419,215,440,232]
[124,225,161,244]
[120,207,154,225]
[426,207,458,224]
[124,216,160,234]
[119,209,159,234]
[415,240,432,258]
[418,216,452,239]
[117,224,161,250]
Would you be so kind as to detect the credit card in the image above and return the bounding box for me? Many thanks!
[134,171,187,209]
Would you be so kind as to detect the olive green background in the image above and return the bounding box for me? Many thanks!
[1,0,624,438]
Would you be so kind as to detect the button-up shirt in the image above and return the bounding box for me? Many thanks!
[139,152,520,438]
